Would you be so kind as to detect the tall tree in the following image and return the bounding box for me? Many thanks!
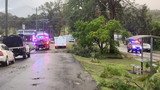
[63,0,97,32]
[40,1,64,36]
[97,0,124,53]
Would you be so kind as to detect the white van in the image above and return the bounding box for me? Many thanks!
[54,36,67,49]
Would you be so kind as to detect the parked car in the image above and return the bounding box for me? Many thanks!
[143,43,151,52]
[0,44,15,66]
[127,42,142,53]
[127,42,151,53]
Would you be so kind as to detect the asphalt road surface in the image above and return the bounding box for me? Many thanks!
[0,45,98,90]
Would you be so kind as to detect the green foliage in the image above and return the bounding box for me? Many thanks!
[99,78,138,90]
[153,40,160,50]
[157,67,160,73]
[136,75,151,82]
[74,20,92,48]
[151,21,160,50]
[72,44,92,57]
[111,79,137,90]
[100,64,129,78]
[144,73,160,90]
[105,20,123,33]
[74,55,144,90]
[121,30,132,43]
[122,4,152,35]
[99,79,108,87]
[150,10,160,21]
[40,1,64,36]
[74,16,124,56]
[151,21,160,36]
[63,0,96,31]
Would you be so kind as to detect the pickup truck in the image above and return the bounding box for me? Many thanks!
[2,35,30,59]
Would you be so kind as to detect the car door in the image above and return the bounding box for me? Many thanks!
[3,45,13,61]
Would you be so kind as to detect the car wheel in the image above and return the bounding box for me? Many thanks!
[11,58,15,64]
[3,57,9,66]
[131,50,133,53]
[27,53,30,58]
[127,49,130,52]
[139,50,142,53]
[35,48,39,51]
[23,53,27,59]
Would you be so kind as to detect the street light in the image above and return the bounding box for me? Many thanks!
[5,0,8,36]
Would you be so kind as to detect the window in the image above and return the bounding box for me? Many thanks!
[1,45,9,50]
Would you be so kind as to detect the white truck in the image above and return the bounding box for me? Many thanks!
[54,36,67,49]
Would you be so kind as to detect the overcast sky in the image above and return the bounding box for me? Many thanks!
[0,0,56,17]
[135,0,160,10]
[0,0,159,17]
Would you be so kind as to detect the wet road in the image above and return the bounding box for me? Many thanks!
[0,45,98,90]
[118,44,160,61]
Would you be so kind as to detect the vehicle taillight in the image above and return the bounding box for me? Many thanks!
[0,51,4,56]
[46,41,49,45]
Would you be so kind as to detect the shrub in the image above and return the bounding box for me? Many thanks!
[137,75,150,82]
[102,78,138,90]
[157,67,160,73]
[100,64,129,78]
[144,73,160,90]
[112,79,130,90]
[98,79,108,87]
[72,45,92,57]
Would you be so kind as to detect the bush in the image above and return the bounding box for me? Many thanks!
[153,40,160,50]
[99,78,139,90]
[157,67,160,73]
[72,45,92,57]
[102,78,138,90]
[145,73,160,90]
[112,79,137,90]
[100,64,129,78]
[99,79,108,87]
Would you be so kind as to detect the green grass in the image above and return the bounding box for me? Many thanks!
[74,55,143,90]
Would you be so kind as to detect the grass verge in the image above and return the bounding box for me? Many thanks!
[74,55,145,90]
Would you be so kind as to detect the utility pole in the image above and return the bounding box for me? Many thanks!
[36,7,38,31]
[150,37,154,74]
[5,0,8,36]
[141,39,143,74]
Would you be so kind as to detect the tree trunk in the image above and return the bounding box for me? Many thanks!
[109,31,115,53]
[108,0,116,53]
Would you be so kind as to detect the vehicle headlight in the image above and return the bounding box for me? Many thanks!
[132,46,136,49]
[139,46,142,49]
